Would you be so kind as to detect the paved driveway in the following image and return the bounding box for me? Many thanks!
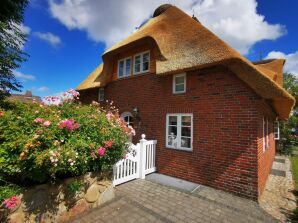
[72,179,276,223]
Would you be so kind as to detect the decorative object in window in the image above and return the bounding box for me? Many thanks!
[166,114,192,151]
[98,88,104,102]
[118,57,131,78]
[134,51,150,74]
[173,73,186,94]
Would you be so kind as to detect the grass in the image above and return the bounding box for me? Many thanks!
[291,156,298,190]
[290,156,298,220]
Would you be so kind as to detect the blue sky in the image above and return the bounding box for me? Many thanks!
[16,0,298,97]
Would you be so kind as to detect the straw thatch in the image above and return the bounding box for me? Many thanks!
[77,4,295,120]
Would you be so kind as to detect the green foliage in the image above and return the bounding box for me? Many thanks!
[278,73,298,154]
[0,177,21,203]
[0,100,129,185]
[0,0,29,101]
[66,180,83,195]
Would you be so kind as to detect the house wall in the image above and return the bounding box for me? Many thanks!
[257,101,276,198]
[78,47,277,200]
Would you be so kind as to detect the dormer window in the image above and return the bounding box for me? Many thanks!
[118,57,131,78]
[134,51,150,75]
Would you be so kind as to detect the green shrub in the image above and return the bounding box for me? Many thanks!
[0,92,130,185]
[0,177,21,203]
[67,180,83,195]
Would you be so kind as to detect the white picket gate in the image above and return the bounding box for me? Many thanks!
[113,134,157,186]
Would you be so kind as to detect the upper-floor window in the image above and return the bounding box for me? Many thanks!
[173,73,186,94]
[98,87,104,102]
[134,51,150,74]
[118,57,131,78]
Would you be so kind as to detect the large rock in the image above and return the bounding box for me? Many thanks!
[84,184,99,203]
[8,211,25,223]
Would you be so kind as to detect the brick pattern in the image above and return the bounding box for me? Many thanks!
[79,48,277,200]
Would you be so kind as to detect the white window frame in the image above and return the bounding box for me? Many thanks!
[98,87,104,102]
[121,112,133,127]
[274,121,280,140]
[173,73,186,94]
[133,51,150,75]
[118,57,132,78]
[166,113,193,152]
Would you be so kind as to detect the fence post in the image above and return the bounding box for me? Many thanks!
[139,134,147,179]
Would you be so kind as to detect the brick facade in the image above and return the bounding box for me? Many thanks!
[79,47,276,201]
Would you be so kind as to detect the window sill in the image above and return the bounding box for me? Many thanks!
[134,70,149,75]
[166,146,192,152]
[172,91,186,95]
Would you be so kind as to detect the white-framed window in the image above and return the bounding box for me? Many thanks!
[263,117,269,152]
[121,112,133,127]
[274,121,280,140]
[166,114,193,151]
[173,73,186,94]
[98,88,104,102]
[134,51,150,74]
[118,57,131,78]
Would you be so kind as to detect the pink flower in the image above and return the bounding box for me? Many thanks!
[34,118,44,123]
[0,111,4,117]
[106,112,113,121]
[3,196,19,209]
[97,147,106,157]
[90,152,95,158]
[43,121,51,127]
[58,119,79,131]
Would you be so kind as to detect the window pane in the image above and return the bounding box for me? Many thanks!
[175,76,185,84]
[181,127,191,137]
[134,55,141,73]
[168,116,177,125]
[168,126,177,147]
[119,61,124,76]
[181,137,191,148]
[125,59,131,75]
[143,61,149,71]
[182,116,191,126]
[175,84,185,92]
[143,53,149,71]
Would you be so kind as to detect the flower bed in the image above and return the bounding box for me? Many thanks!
[0,90,132,220]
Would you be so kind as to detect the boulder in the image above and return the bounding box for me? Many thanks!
[84,184,99,203]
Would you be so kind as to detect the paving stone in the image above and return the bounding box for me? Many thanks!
[72,155,295,223]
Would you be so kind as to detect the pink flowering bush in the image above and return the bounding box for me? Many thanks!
[2,196,19,209]
[0,90,130,184]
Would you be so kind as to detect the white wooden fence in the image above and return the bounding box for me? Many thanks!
[113,134,157,186]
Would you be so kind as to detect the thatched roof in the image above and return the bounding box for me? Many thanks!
[77,4,295,120]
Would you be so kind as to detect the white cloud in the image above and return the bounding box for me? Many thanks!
[14,71,36,80]
[36,86,49,92]
[33,32,61,46]
[266,51,298,76]
[49,0,285,54]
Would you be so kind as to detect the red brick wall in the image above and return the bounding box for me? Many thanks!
[78,49,276,200]
[257,101,276,198]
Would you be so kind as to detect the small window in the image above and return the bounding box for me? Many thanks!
[166,114,193,151]
[173,73,186,94]
[98,88,104,102]
[274,121,280,140]
[121,112,133,127]
[118,57,131,78]
[263,117,269,152]
[134,51,150,74]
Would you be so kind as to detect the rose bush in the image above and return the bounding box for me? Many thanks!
[0,90,131,184]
